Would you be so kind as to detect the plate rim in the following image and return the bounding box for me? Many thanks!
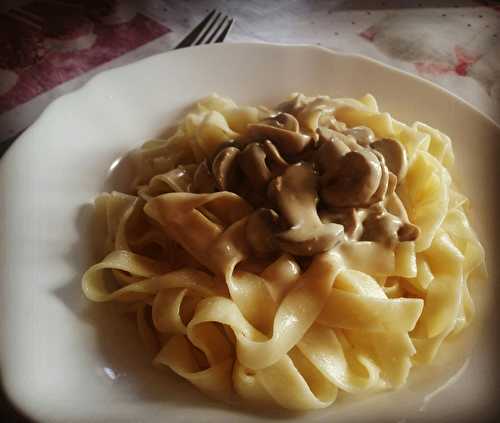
[0,41,498,422]
[1,41,499,167]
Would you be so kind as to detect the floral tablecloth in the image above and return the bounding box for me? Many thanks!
[1,0,499,154]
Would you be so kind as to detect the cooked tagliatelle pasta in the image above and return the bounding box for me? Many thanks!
[82,93,486,410]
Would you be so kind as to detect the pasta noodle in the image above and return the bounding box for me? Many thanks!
[82,93,485,411]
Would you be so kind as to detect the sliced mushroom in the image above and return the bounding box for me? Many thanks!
[246,208,280,256]
[343,126,376,147]
[238,140,289,190]
[276,94,305,115]
[210,140,242,158]
[317,127,360,152]
[385,193,420,242]
[367,150,389,204]
[238,143,272,189]
[320,208,361,239]
[267,163,344,256]
[397,223,420,242]
[295,97,337,135]
[371,138,408,180]
[263,113,300,131]
[191,160,216,193]
[211,146,241,191]
[260,139,289,173]
[320,150,382,208]
[315,127,351,181]
[247,113,312,156]
[268,162,313,225]
[361,212,402,246]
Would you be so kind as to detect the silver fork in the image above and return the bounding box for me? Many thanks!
[175,9,234,49]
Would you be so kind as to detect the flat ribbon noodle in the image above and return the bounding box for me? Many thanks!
[297,324,381,393]
[81,93,486,411]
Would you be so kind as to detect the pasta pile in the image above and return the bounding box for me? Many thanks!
[82,93,485,410]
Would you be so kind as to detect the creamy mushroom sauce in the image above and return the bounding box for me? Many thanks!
[190,105,419,258]
[82,93,486,411]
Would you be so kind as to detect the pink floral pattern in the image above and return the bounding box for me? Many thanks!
[0,1,169,113]
[414,47,480,77]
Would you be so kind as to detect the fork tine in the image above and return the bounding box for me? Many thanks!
[174,9,216,49]
[205,15,228,44]
[195,12,222,45]
[214,18,234,43]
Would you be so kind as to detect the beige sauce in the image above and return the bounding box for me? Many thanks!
[190,111,419,257]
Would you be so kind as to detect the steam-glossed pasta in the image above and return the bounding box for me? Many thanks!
[82,93,485,410]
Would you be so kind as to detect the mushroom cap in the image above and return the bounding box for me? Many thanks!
[267,162,317,226]
[238,140,289,190]
[276,94,306,115]
[268,162,344,256]
[360,212,402,245]
[262,113,300,132]
[320,150,382,208]
[343,126,375,147]
[260,139,289,172]
[211,146,241,191]
[397,222,420,242]
[315,127,351,180]
[247,113,312,156]
[371,138,408,180]
[238,143,273,189]
[317,127,360,151]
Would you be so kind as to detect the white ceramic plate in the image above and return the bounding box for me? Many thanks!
[1,43,499,423]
